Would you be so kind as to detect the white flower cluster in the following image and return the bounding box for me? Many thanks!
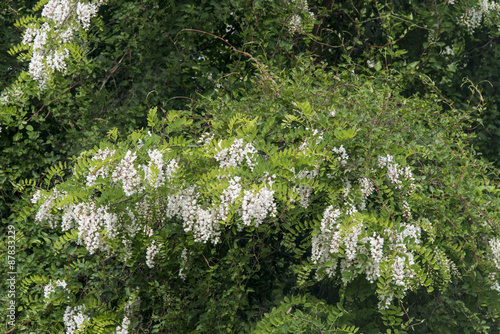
[312,200,424,309]
[76,1,98,30]
[123,290,141,315]
[398,223,421,245]
[312,206,374,283]
[344,224,362,261]
[112,150,142,196]
[123,207,139,238]
[392,256,407,287]
[214,138,257,170]
[116,316,130,334]
[341,177,359,217]
[121,239,133,262]
[146,240,162,268]
[384,223,420,293]
[489,238,500,268]
[44,279,68,301]
[63,305,89,334]
[219,177,242,220]
[288,14,302,34]
[459,0,500,34]
[86,148,116,187]
[291,167,318,208]
[22,0,107,88]
[166,186,221,243]
[42,0,72,26]
[198,132,214,147]
[136,195,165,234]
[32,189,65,227]
[402,200,412,220]
[165,159,179,182]
[179,247,188,281]
[62,202,116,254]
[442,45,455,56]
[0,88,22,105]
[241,179,277,229]
[378,155,414,190]
[366,233,384,283]
[489,273,500,292]
[166,174,276,242]
[88,147,177,192]
[311,129,323,144]
[143,149,165,188]
[287,0,315,35]
[333,145,349,166]
[359,176,374,211]
[311,205,342,278]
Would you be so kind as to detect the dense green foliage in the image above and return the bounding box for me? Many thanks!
[1,0,500,333]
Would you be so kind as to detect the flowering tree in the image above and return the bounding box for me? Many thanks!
[1,0,500,333]
[5,62,497,333]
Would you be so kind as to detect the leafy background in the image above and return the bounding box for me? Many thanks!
[1,0,500,333]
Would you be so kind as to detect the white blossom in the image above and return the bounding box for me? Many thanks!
[47,49,70,73]
[198,132,214,147]
[44,279,68,301]
[34,189,65,227]
[61,27,74,43]
[365,233,384,283]
[359,176,374,210]
[32,29,48,50]
[288,14,302,34]
[333,145,349,166]
[146,240,161,268]
[63,305,89,334]
[167,186,221,244]
[214,138,257,170]
[68,202,115,254]
[219,176,242,220]
[344,224,362,261]
[442,45,454,56]
[76,2,98,30]
[144,149,165,188]
[311,206,342,265]
[22,0,106,87]
[31,190,43,204]
[116,316,130,334]
[193,208,220,243]
[392,256,406,287]
[240,183,277,228]
[42,0,73,26]
[44,281,55,299]
[320,205,341,233]
[489,238,500,268]
[292,167,318,208]
[400,223,421,244]
[402,200,412,220]
[22,27,37,45]
[29,52,48,87]
[459,0,500,34]
[112,150,142,196]
[86,147,115,187]
[179,248,189,280]
[165,159,179,181]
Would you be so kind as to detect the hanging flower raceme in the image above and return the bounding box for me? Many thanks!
[20,0,107,88]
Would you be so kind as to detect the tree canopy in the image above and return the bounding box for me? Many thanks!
[1,1,500,333]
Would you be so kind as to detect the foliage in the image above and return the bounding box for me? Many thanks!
[2,61,499,333]
[1,0,500,333]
